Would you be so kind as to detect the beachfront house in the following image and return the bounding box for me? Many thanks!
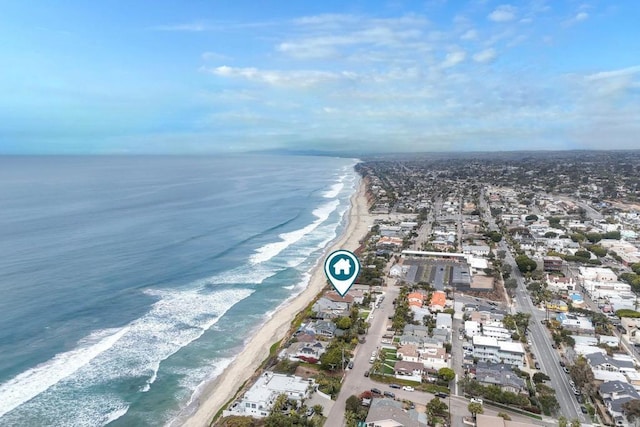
[223,371,315,418]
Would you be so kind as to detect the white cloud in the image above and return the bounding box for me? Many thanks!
[460,29,478,40]
[151,22,207,32]
[575,12,589,22]
[585,65,640,81]
[488,5,517,22]
[277,23,424,59]
[441,51,466,68]
[473,48,497,63]
[205,65,354,87]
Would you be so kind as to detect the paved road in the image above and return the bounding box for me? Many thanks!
[324,284,401,427]
[480,192,587,422]
[499,239,587,423]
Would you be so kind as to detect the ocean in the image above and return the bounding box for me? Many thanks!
[0,155,359,426]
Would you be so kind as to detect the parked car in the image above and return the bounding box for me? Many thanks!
[347,360,354,369]
[402,386,414,392]
[435,392,449,398]
[581,406,588,414]
[470,398,483,405]
[534,362,540,369]
[364,370,370,377]
[389,384,401,389]
[563,367,570,374]
[371,388,382,395]
[384,391,395,398]
[559,361,566,367]
[576,395,583,403]
[305,408,314,417]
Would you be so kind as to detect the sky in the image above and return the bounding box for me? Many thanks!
[0,0,639,154]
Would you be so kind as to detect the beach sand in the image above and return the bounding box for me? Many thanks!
[178,177,372,427]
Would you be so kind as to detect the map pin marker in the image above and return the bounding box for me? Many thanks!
[324,250,360,297]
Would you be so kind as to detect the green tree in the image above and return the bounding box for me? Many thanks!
[623,400,640,427]
[515,254,537,273]
[312,404,324,417]
[497,412,512,420]
[558,416,568,427]
[570,418,581,427]
[345,395,361,413]
[265,413,293,427]
[588,245,608,257]
[438,367,456,382]
[604,230,621,240]
[468,402,484,419]
[504,278,518,289]
[586,232,602,243]
[335,316,352,330]
[532,372,550,383]
[426,397,448,424]
[575,250,591,259]
[320,347,344,371]
[270,393,289,415]
[571,233,586,243]
[569,357,595,394]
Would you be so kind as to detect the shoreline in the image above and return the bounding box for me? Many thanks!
[179,175,372,427]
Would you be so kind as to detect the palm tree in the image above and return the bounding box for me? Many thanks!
[312,404,324,417]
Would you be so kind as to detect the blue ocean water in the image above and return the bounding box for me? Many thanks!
[0,155,358,426]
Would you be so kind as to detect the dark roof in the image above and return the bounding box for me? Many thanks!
[600,380,639,396]
[587,353,635,370]
[366,398,427,427]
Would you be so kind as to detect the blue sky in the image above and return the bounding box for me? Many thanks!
[0,0,638,154]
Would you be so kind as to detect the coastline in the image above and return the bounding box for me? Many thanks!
[179,175,372,427]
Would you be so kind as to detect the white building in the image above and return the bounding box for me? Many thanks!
[223,372,314,418]
[583,280,632,300]
[472,336,525,367]
[579,266,619,282]
[435,312,452,331]
[462,245,491,257]
[420,347,449,371]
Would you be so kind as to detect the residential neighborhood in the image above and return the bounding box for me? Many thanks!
[216,152,640,427]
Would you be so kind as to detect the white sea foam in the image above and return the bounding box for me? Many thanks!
[205,265,277,285]
[249,199,340,265]
[181,356,234,408]
[0,327,129,419]
[322,182,344,198]
[103,405,129,424]
[0,287,254,424]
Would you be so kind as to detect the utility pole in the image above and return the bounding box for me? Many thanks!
[448,391,452,427]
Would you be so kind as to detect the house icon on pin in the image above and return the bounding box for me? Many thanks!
[333,257,351,276]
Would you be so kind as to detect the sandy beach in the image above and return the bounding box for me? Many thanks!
[179,176,372,427]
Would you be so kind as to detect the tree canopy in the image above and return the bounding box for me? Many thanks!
[515,254,537,273]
